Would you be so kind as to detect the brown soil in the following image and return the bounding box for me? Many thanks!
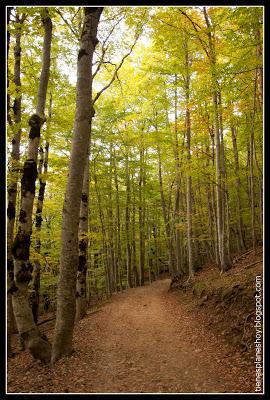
[7,260,260,394]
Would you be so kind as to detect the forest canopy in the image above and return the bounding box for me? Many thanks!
[7,6,263,364]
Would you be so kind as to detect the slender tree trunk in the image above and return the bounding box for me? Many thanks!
[108,144,116,292]
[132,182,139,287]
[205,140,216,262]
[52,7,103,363]
[75,146,90,322]
[218,92,232,265]
[172,75,182,275]
[231,126,245,249]
[139,146,145,286]
[152,224,159,278]
[7,11,25,357]
[249,70,258,252]
[183,38,194,277]
[172,184,182,273]
[157,144,175,274]
[7,7,13,126]
[125,153,132,288]
[32,93,51,324]
[113,149,123,292]
[255,28,263,108]
[204,7,230,272]
[93,164,110,298]
[11,9,52,363]
[31,145,44,322]
[147,220,153,284]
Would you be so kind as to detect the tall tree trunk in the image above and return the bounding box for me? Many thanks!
[218,92,232,265]
[7,7,13,126]
[249,69,258,252]
[139,146,145,286]
[211,140,220,266]
[172,75,182,274]
[108,144,116,292]
[132,181,139,287]
[255,28,263,108]
[7,10,25,357]
[32,93,51,324]
[157,144,175,274]
[113,148,123,292]
[183,37,194,277]
[147,219,153,284]
[75,146,90,322]
[203,7,230,272]
[11,9,52,363]
[204,139,216,262]
[231,126,245,249]
[52,7,103,363]
[93,163,111,298]
[125,153,132,288]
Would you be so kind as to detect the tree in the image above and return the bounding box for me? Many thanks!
[52,7,103,363]
[7,8,26,357]
[31,93,52,323]
[11,7,52,363]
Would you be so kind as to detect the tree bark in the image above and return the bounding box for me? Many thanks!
[203,7,230,272]
[218,91,232,266]
[125,153,133,288]
[249,70,258,252]
[231,126,245,249]
[52,7,103,363]
[132,181,139,287]
[108,144,116,292]
[113,148,123,292]
[157,144,175,274]
[11,9,52,363]
[32,93,51,324]
[7,10,25,358]
[139,146,145,286]
[75,146,90,323]
[7,7,13,126]
[172,75,182,275]
[183,37,194,277]
[93,165,111,298]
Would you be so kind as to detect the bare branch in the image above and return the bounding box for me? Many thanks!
[177,9,209,59]
[92,14,125,80]
[177,8,204,31]
[102,14,125,47]
[70,7,81,23]
[55,8,79,39]
[93,33,140,104]
[92,46,107,80]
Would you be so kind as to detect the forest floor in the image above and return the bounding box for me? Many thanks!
[7,248,263,394]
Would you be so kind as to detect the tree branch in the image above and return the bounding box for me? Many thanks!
[70,7,81,23]
[177,9,209,59]
[55,8,79,39]
[93,33,140,104]
[93,14,125,80]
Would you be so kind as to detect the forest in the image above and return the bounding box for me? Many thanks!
[7,6,263,394]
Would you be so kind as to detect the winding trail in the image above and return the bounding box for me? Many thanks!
[8,279,251,393]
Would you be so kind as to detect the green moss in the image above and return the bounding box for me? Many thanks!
[192,281,207,298]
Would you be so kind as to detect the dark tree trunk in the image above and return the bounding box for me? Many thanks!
[32,93,51,323]
[7,10,25,358]
[11,9,52,363]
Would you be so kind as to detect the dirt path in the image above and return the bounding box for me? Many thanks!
[8,279,252,393]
